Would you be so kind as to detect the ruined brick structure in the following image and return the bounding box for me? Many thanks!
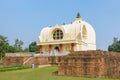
[34,56,48,67]
[2,54,49,68]
[2,56,30,66]
[58,50,120,78]
[2,51,120,78]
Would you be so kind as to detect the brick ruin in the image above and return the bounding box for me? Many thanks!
[34,56,48,67]
[2,56,30,66]
[58,50,120,78]
[2,56,49,68]
[2,50,120,78]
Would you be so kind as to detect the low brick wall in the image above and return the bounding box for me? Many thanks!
[58,50,120,78]
[34,57,49,67]
[2,57,30,66]
[2,56,49,67]
[2,51,120,78]
[48,56,61,65]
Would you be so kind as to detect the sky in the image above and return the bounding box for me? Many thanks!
[0,0,120,50]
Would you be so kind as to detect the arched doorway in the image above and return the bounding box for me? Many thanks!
[54,46,59,54]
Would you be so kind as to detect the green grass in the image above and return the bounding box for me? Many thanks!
[0,66,31,72]
[0,66,119,80]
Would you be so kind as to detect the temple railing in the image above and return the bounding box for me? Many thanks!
[5,53,68,57]
[5,53,32,57]
[34,53,68,57]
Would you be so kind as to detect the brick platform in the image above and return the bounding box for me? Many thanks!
[2,50,120,78]
[2,56,30,66]
[58,50,120,78]
[34,56,48,67]
[2,56,49,68]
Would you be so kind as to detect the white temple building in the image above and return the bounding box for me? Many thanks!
[37,13,96,54]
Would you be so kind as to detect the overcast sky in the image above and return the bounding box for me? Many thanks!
[0,0,120,50]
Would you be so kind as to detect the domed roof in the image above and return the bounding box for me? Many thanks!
[39,27,51,42]
[38,15,96,46]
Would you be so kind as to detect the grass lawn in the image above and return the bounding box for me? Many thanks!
[0,66,119,80]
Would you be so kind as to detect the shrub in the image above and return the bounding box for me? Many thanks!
[0,65,31,72]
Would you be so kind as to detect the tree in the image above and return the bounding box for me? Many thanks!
[0,35,9,60]
[29,41,39,53]
[108,37,120,52]
[7,46,16,53]
[0,35,8,42]
[14,39,24,52]
[23,48,29,52]
[113,37,118,43]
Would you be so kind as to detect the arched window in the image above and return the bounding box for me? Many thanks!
[53,30,63,40]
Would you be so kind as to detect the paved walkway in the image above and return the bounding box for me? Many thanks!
[38,64,51,68]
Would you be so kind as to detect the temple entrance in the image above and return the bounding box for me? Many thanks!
[54,46,59,54]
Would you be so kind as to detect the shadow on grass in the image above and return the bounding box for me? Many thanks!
[52,71,119,80]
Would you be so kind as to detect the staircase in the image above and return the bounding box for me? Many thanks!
[23,57,33,66]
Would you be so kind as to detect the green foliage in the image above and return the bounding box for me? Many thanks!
[35,51,40,54]
[113,37,118,43]
[69,50,74,53]
[0,66,31,72]
[7,46,16,53]
[14,38,24,52]
[0,34,31,54]
[0,35,9,59]
[29,41,39,52]
[108,37,120,52]
[0,41,8,53]
[23,48,29,52]
[0,35,8,42]
[0,35,26,54]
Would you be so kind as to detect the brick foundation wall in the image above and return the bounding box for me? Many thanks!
[34,57,48,67]
[58,50,120,78]
[2,56,49,67]
[2,57,30,66]
[48,56,61,65]
[2,51,120,78]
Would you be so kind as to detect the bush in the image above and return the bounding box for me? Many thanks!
[0,65,31,72]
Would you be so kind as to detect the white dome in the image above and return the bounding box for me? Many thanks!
[38,17,96,50]
[39,27,51,42]
[39,19,95,42]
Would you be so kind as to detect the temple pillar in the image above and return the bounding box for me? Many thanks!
[71,43,74,51]
[39,45,42,54]
[49,45,52,54]
[59,44,62,53]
